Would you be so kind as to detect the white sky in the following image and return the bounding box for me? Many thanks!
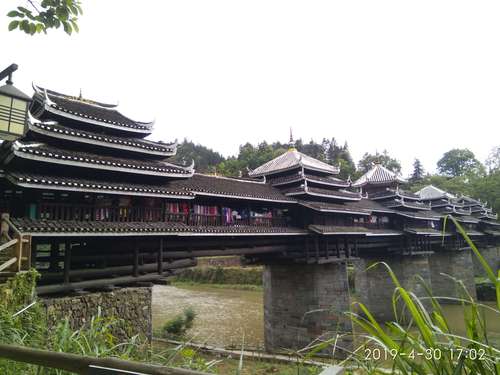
[1,0,499,176]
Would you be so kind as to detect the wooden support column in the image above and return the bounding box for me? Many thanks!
[314,235,320,262]
[50,241,59,271]
[157,238,164,275]
[63,241,71,285]
[344,237,350,258]
[133,239,139,277]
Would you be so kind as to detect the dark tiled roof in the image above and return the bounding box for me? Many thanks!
[430,198,464,208]
[11,218,306,236]
[305,174,349,187]
[12,142,192,177]
[383,199,431,210]
[299,198,394,215]
[309,225,403,236]
[269,173,349,187]
[465,230,485,236]
[29,122,176,157]
[299,201,370,215]
[352,198,396,213]
[483,229,500,236]
[480,219,500,226]
[7,172,194,199]
[370,189,420,201]
[170,174,296,203]
[476,212,498,220]
[283,186,361,201]
[404,227,443,235]
[454,216,480,224]
[34,87,152,134]
[395,210,443,221]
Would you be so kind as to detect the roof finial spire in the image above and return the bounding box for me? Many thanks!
[288,127,296,151]
[78,88,82,100]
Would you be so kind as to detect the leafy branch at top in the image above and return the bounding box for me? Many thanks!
[7,0,82,35]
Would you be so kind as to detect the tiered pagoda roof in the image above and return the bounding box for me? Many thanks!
[354,164,444,225]
[30,85,154,137]
[352,163,406,188]
[417,185,499,233]
[249,148,339,177]
[1,86,193,202]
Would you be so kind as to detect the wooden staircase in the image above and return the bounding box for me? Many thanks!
[0,214,31,285]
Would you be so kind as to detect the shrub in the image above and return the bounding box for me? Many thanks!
[161,308,197,338]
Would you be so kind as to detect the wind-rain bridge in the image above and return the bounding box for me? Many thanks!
[0,85,498,355]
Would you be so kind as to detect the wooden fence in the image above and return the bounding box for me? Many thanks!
[0,343,210,375]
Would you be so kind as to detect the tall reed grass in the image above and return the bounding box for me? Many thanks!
[344,215,500,374]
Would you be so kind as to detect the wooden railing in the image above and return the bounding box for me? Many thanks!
[38,203,164,223]
[35,203,287,228]
[0,213,31,275]
[0,343,209,375]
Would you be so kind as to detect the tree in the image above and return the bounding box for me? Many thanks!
[7,0,82,35]
[437,148,484,177]
[326,139,356,179]
[171,139,225,174]
[485,146,500,173]
[409,158,425,183]
[357,150,402,174]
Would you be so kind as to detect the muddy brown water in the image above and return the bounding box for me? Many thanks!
[152,285,500,349]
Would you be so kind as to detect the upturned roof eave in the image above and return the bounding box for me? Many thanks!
[28,122,176,157]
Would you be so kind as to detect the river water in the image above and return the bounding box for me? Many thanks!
[152,285,500,350]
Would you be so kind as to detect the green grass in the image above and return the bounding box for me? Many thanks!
[172,281,263,291]
[174,266,263,286]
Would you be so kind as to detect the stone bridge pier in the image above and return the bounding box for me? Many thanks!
[428,249,477,302]
[354,254,432,322]
[354,249,479,322]
[471,246,500,278]
[263,262,352,356]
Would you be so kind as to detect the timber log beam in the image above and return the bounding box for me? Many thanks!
[36,271,180,295]
[39,258,196,283]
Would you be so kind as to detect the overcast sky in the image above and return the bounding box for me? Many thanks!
[1,0,499,176]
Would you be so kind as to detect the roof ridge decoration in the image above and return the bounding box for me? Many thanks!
[33,83,119,109]
[352,163,406,188]
[288,127,296,151]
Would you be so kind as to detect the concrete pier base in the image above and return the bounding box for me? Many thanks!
[429,250,477,302]
[471,246,499,278]
[354,254,431,322]
[263,263,352,356]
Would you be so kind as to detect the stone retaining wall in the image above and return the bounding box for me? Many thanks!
[41,287,152,341]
